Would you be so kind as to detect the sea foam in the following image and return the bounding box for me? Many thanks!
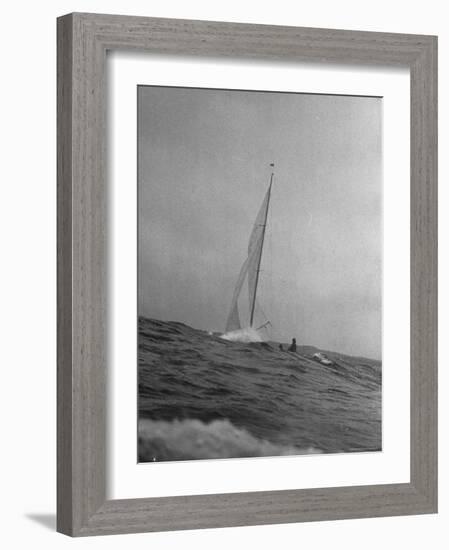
[138,418,321,462]
[220,327,262,343]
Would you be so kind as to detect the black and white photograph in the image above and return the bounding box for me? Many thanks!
[137,85,382,463]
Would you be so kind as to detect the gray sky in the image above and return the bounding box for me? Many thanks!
[138,86,382,359]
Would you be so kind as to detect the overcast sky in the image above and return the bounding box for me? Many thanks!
[138,86,382,359]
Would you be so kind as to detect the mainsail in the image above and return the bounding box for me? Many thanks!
[225,173,273,333]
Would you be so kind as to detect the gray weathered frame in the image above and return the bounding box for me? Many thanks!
[57,12,437,537]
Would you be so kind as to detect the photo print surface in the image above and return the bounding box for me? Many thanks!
[137,85,382,462]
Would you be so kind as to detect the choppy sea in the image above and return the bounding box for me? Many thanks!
[138,316,381,462]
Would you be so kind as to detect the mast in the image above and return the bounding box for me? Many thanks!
[249,166,274,327]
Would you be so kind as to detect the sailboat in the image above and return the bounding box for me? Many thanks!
[221,165,274,343]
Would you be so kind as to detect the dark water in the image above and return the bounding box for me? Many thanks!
[138,316,381,462]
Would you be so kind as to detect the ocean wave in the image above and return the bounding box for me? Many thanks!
[138,418,322,462]
[138,316,382,460]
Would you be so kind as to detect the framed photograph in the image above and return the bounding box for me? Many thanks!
[57,13,437,536]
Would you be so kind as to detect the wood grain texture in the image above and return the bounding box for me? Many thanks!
[57,13,74,536]
[409,36,438,508]
[57,12,438,536]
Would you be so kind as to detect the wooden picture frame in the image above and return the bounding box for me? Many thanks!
[57,12,437,536]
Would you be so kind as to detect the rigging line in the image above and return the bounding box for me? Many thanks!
[256,320,272,331]
[255,299,270,323]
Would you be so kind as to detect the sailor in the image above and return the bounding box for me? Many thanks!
[288,338,297,352]
[279,344,283,351]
